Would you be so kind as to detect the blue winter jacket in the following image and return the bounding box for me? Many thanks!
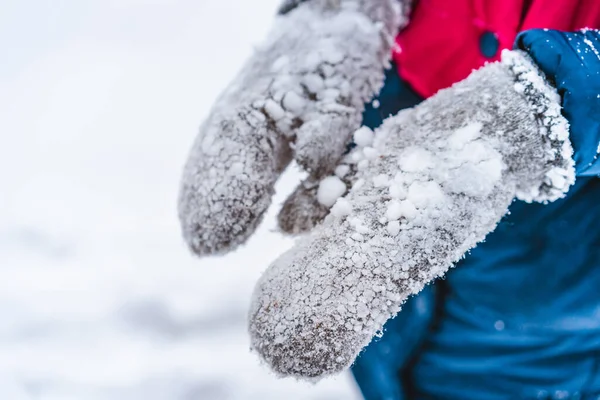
[352,30,600,400]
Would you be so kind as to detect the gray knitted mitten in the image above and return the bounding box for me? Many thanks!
[178,0,410,255]
[249,50,575,379]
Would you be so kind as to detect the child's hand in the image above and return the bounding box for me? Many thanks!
[249,50,575,379]
[178,0,405,256]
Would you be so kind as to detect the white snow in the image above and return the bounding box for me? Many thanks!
[272,55,290,72]
[350,150,364,163]
[322,48,346,65]
[363,146,380,160]
[282,91,307,114]
[373,174,390,187]
[331,198,353,218]
[302,74,325,94]
[389,183,407,199]
[353,126,375,147]
[400,200,418,220]
[545,167,569,190]
[335,164,351,178]
[357,159,370,171]
[352,178,366,190]
[0,0,360,399]
[447,122,483,149]
[317,176,348,207]
[386,220,401,236]
[407,181,446,209]
[264,99,286,121]
[583,34,600,60]
[385,199,417,221]
[385,200,403,220]
[398,146,435,172]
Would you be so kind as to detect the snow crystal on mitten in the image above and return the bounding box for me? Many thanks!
[248,50,575,379]
[179,0,407,256]
[277,128,367,234]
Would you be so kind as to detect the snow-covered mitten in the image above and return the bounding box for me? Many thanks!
[249,50,576,378]
[178,0,410,255]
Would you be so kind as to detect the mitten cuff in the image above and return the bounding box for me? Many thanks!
[501,50,576,203]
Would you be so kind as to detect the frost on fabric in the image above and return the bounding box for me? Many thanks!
[501,50,576,202]
[249,51,575,379]
[179,0,407,255]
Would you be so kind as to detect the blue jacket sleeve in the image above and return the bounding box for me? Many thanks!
[351,285,437,400]
[516,29,600,176]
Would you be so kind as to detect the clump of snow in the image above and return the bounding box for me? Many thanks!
[357,159,370,171]
[389,183,407,199]
[407,181,445,209]
[386,220,401,236]
[354,126,375,147]
[352,178,365,191]
[335,164,351,178]
[317,176,347,207]
[385,200,403,220]
[445,158,504,197]
[264,99,286,121]
[444,139,504,198]
[302,73,325,94]
[363,146,379,160]
[398,146,434,172]
[373,174,390,187]
[447,122,482,149]
[282,91,307,114]
[385,199,417,221]
[331,198,353,217]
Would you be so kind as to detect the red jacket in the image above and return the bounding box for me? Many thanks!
[395,0,600,98]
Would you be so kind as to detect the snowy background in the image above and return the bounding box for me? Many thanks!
[0,0,360,398]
